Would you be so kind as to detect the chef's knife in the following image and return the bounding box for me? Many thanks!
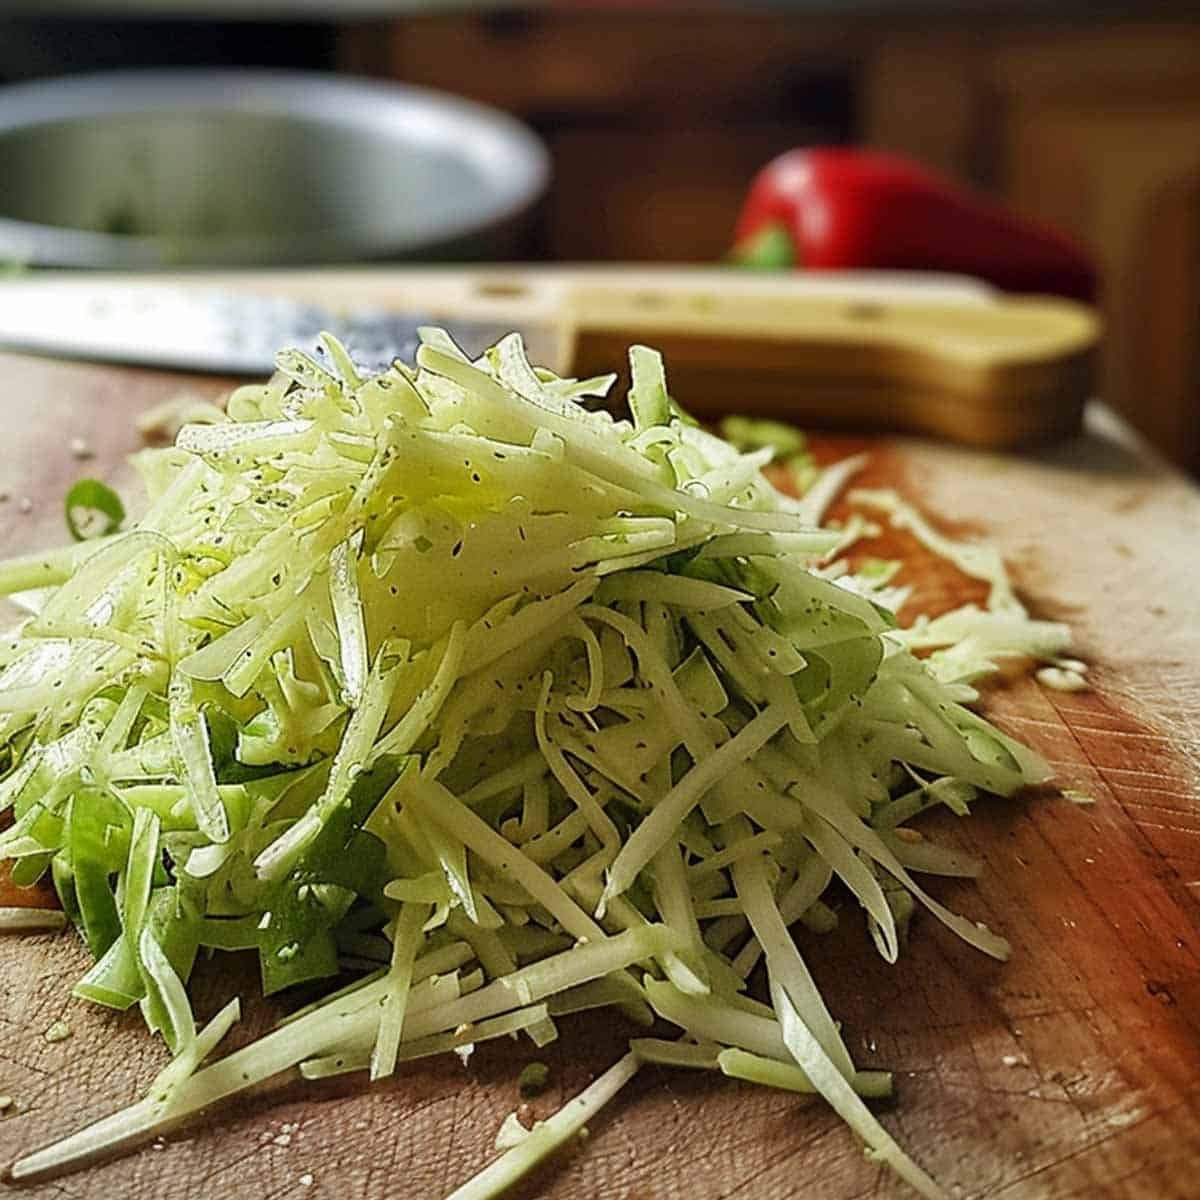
[0,268,1099,448]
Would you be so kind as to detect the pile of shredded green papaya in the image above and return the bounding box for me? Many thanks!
[0,331,1082,1197]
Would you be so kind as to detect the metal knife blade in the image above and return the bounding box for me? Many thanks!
[0,281,548,377]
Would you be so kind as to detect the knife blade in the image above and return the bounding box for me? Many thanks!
[0,280,547,377]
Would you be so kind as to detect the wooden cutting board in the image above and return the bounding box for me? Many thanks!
[1,351,1198,1200]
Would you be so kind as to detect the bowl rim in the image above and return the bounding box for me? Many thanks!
[0,67,551,267]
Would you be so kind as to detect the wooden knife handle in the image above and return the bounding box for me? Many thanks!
[563,286,1100,448]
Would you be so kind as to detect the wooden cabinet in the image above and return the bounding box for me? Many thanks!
[867,22,1200,472]
[339,9,855,262]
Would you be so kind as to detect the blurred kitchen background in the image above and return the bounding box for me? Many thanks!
[2,1,1199,473]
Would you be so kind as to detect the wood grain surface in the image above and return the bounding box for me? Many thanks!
[0,351,1198,1200]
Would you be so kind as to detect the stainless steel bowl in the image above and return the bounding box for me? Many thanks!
[0,69,550,268]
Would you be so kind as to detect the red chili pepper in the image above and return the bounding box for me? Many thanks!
[731,148,1097,302]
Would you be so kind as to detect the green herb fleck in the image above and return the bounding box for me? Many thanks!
[518,1061,551,1097]
[65,479,125,543]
